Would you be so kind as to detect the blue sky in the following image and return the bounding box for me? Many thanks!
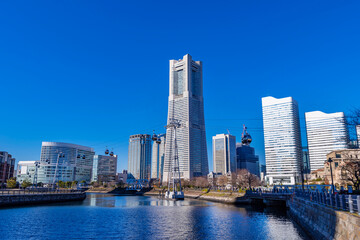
[1,1,360,172]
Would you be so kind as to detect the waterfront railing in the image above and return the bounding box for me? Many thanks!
[295,191,360,215]
[0,189,84,196]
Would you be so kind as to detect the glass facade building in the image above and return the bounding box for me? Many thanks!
[164,54,209,182]
[16,161,36,184]
[236,143,260,177]
[91,154,117,183]
[128,134,152,180]
[305,111,349,171]
[151,134,166,181]
[0,151,16,186]
[212,134,236,175]
[37,142,95,184]
[262,96,303,185]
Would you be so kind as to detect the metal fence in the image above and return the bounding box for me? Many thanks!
[0,189,83,196]
[295,191,360,215]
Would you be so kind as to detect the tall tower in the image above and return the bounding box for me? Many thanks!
[163,54,208,182]
[262,96,303,185]
[305,111,349,171]
[128,134,152,180]
[212,134,236,175]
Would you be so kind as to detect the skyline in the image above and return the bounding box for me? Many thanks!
[1,1,360,172]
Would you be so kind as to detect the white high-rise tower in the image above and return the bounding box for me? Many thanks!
[305,111,349,171]
[163,54,208,182]
[262,96,303,185]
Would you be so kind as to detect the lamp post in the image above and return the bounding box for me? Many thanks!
[328,157,335,194]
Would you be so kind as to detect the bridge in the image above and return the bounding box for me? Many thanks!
[245,185,360,214]
[126,179,149,191]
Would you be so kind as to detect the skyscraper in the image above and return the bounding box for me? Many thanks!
[212,134,236,175]
[128,134,152,180]
[151,134,166,181]
[305,111,349,171]
[262,96,303,185]
[236,143,260,177]
[163,54,208,182]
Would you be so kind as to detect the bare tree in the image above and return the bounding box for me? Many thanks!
[237,169,260,189]
[194,177,209,188]
[217,175,228,187]
[341,160,360,190]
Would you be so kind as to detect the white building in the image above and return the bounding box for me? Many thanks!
[163,54,209,182]
[151,134,166,181]
[212,134,236,175]
[16,161,36,184]
[305,111,349,171]
[262,96,303,185]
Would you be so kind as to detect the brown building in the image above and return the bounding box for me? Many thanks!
[0,151,16,186]
[325,149,360,189]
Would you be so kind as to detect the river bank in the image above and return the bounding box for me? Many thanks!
[144,189,250,204]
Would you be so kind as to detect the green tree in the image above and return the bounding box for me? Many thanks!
[21,179,32,188]
[58,181,65,188]
[6,177,17,188]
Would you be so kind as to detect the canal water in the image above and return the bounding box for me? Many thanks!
[0,193,310,240]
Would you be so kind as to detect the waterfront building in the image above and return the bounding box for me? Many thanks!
[116,170,128,184]
[163,54,209,182]
[260,164,266,181]
[236,143,260,177]
[39,142,95,184]
[16,161,36,184]
[0,151,16,186]
[305,111,349,171]
[262,96,303,185]
[91,154,117,183]
[325,149,360,188]
[128,134,152,180]
[151,134,166,181]
[302,147,311,174]
[212,134,236,175]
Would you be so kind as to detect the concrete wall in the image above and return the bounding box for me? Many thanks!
[288,197,360,240]
[0,193,86,207]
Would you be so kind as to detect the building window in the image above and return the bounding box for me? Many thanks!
[336,154,341,158]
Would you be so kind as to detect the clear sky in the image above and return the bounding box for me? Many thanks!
[1,1,360,172]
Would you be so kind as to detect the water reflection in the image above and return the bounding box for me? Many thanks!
[0,193,310,240]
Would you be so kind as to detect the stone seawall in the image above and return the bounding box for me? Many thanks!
[288,197,360,240]
[0,193,86,207]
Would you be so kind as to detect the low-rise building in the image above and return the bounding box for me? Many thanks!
[325,149,360,189]
[91,154,117,183]
[116,170,128,184]
[0,151,16,186]
[16,161,36,184]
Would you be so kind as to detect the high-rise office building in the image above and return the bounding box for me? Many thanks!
[262,96,303,185]
[305,111,349,171]
[163,54,209,182]
[0,151,16,186]
[151,134,166,181]
[91,154,117,183]
[128,134,152,180]
[236,143,260,177]
[39,142,95,183]
[213,134,236,175]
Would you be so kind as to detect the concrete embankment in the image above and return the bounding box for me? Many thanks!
[0,192,86,207]
[144,190,249,204]
[288,197,360,240]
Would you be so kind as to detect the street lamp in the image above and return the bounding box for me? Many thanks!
[328,157,335,194]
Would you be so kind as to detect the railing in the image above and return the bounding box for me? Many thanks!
[295,191,360,215]
[0,189,84,196]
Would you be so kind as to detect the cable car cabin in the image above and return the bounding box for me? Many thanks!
[156,139,161,144]
[82,155,86,159]
[77,154,81,158]
[110,151,114,157]
[105,149,109,155]
[152,133,158,141]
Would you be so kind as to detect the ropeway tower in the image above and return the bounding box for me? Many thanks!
[164,118,184,200]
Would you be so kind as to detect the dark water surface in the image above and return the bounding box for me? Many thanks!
[0,193,310,240]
